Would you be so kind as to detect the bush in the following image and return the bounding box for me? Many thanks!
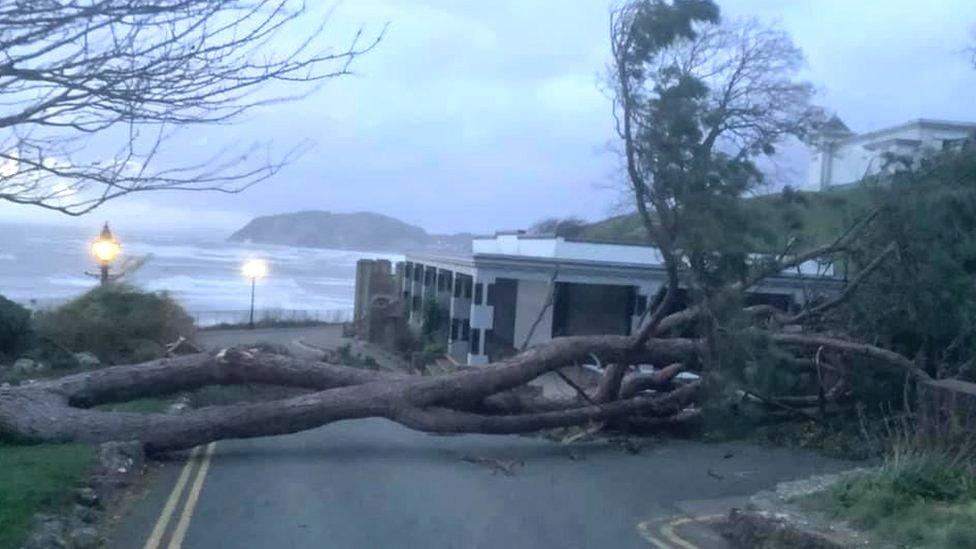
[35,284,196,364]
[0,295,33,361]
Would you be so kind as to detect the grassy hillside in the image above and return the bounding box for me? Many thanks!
[580,185,873,251]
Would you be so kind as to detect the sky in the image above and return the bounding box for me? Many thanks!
[4,0,976,235]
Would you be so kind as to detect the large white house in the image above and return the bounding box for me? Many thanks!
[809,117,976,190]
[402,233,842,366]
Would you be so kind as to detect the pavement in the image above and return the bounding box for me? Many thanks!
[104,327,857,548]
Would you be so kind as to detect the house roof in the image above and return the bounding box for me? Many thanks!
[820,115,852,135]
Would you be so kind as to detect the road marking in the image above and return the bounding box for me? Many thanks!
[168,442,217,548]
[637,513,724,549]
[143,446,202,549]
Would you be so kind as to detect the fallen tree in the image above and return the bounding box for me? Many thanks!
[0,309,927,454]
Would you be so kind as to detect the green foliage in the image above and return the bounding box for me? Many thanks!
[0,443,93,549]
[422,342,445,356]
[335,343,380,370]
[0,295,33,361]
[420,296,443,341]
[839,148,976,379]
[806,454,976,548]
[527,217,588,238]
[35,284,195,364]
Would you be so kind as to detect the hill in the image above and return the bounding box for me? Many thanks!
[579,185,872,251]
[228,211,472,253]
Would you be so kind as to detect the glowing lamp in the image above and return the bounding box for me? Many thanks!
[242,259,268,280]
[91,223,121,264]
[242,259,268,329]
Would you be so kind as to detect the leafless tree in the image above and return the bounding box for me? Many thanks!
[0,0,382,215]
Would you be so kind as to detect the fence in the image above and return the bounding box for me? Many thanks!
[190,308,353,328]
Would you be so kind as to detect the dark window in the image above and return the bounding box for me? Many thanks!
[453,278,462,298]
[635,294,648,316]
[474,283,483,305]
[464,278,472,298]
[461,320,470,341]
[404,263,412,277]
[412,295,421,312]
[470,329,481,354]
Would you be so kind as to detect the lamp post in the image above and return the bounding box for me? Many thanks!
[242,259,268,329]
[90,222,121,285]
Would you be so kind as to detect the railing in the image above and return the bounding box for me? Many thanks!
[190,308,353,328]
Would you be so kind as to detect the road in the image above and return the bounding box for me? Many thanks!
[106,327,855,548]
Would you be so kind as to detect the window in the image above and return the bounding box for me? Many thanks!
[450,318,459,340]
[464,278,472,299]
[404,263,412,278]
[470,328,481,354]
[412,295,421,312]
[453,278,462,298]
[474,283,483,305]
[461,319,470,341]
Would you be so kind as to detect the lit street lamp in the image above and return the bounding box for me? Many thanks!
[242,259,268,329]
[89,222,121,285]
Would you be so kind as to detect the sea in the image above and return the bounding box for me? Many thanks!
[0,223,401,326]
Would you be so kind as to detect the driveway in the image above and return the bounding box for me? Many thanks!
[108,421,853,549]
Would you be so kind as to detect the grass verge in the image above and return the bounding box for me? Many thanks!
[0,443,94,549]
[802,452,976,548]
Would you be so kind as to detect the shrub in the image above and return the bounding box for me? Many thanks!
[35,284,196,364]
[0,295,33,361]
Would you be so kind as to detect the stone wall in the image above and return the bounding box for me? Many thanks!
[353,259,407,350]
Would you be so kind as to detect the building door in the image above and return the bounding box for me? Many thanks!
[551,282,635,337]
[485,278,517,360]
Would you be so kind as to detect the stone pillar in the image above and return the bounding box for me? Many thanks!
[918,378,976,441]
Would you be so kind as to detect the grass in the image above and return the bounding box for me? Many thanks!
[0,443,94,549]
[802,436,976,548]
[580,185,872,250]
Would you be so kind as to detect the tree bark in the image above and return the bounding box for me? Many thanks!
[0,337,702,453]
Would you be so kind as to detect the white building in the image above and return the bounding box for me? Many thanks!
[402,232,842,366]
[809,117,976,190]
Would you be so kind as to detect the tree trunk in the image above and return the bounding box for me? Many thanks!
[0,337,701,454]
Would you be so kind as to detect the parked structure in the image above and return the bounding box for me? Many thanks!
[809,117,976,190]
[395,233,842,366]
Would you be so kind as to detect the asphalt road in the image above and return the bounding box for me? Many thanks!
[109,423,855,549]
[105,328,855,548]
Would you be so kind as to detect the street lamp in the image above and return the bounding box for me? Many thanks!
[90,222,121,285]
[242,259,268,329]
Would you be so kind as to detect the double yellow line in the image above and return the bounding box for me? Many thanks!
[637,514,723,548]
[144,442,218,549]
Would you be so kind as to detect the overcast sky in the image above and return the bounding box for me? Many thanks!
[6,0,976,235]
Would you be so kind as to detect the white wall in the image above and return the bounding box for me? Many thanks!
[812,122,975,188]
[474,234,665,266]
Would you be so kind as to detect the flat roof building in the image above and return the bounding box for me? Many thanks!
[400,233,842,366]
[809,117,976,190]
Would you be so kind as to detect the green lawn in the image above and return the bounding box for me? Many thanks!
[802,455,976,548]
[0,444,94,549]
